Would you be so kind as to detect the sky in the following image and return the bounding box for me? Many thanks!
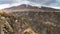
[0,0,60,9]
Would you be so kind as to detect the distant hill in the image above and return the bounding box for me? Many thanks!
[4,4,40,10]
[4,4,60,12]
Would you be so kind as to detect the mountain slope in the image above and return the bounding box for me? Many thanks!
[0,11,60,34]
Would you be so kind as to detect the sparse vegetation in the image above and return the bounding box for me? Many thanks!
[0,10,60,34]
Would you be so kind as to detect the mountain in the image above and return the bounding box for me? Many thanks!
[4,4,40,10]
[4,4,60,12]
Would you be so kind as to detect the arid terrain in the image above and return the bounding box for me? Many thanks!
[0,4,60,34]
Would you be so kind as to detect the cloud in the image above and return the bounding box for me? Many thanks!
[0,0,28,4]
[0,4,10,9]
[28,0,56,5]
[0,0,15,4]
[0,0,57,6]
[27,0,60,9]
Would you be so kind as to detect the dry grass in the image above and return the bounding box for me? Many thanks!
[0,10,60,34]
